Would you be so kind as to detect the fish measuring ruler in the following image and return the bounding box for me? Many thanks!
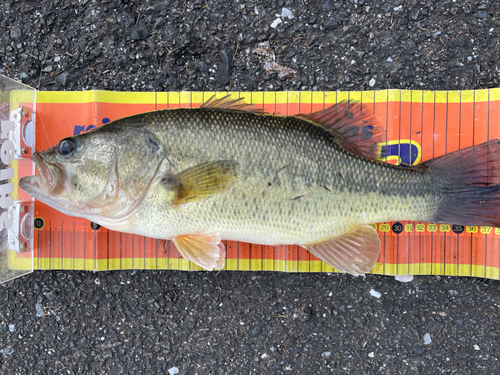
[9,89,500,280]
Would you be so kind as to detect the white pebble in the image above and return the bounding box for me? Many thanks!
[368,352,375,358]
[369,289,381,298]
[369,78,376,87]
[423,333,432,345]
[8,324,14,332]
[321,351,331,357]
[395,275,414,283]
[281,8,294,19]
[168,367,179,375]
[271,18,282,28]
[473,344,480,351]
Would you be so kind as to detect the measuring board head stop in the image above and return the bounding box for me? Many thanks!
[0,74,36,283]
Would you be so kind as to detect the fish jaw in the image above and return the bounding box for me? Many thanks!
[19,152,66,205]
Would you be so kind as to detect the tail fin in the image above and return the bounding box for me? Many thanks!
[428,139,500,227]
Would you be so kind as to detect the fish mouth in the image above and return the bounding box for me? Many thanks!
[20,153,65,197]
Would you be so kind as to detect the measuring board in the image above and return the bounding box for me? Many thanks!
[9,89,500,279]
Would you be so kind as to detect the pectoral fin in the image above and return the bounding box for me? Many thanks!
[302,224,381,275]
[173,233,226,271]
[162,161,238,205]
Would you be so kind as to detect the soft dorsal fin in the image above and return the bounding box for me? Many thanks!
[295,101,384,159]
[201,95,266,113]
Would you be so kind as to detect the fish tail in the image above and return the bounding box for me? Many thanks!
[427,139,500,227]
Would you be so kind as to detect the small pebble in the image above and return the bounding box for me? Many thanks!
[130,22,149,40]
[423,333,432,345]
[321,351,331,357]
[8,324,14,332]
[2,346,13,358]
[369,289,381,298]
[281,8,294,19]
[217,50,233,86]
[271,18,282,28]
[395,275,414,283]
[9,26,22,40]
[35,303,43,317]
[325,18,339,30]
[168,367,179,375]
[164,24,178,42]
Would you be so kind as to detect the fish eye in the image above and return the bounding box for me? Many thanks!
[57,139,76,156]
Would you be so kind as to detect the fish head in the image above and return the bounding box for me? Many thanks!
[19,123,166,222]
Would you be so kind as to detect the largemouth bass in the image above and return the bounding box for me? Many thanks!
[19,96,500,275]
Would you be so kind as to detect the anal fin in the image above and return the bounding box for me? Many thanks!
[173,233,226,271]
[302,224,381,275]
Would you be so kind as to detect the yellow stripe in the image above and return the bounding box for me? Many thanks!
[299,91,312,105]
[435,91,447,104]
[36,89,493,106]
[192,92,204,104]
[411,90,423,102]
[95,91,156,104]
[276,91,287,107]
[264,92,276,106]
[22,255,500,279]
[37,91,95,103]
[461,90,474,103]
[238,258,251,271]
[251,91,265,107]
[312,91,324,104]
[288,91,300,107]
[349,91,362,102]
[10,89,36,109]
[361,91,375,104]
[490,88,500,101]
[423,90,434,103]
[388,90,400,102]
[475,90,489,102]
[448,91,460,104]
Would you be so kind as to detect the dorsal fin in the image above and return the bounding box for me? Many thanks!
[295,101,384,159]
[201,95,266,114]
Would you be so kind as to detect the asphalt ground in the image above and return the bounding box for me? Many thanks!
[1,1,500,374]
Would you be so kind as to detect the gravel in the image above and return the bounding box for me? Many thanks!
[1,0,500,374]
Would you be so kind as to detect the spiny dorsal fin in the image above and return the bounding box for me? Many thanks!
[201,95,266,113]
[295,101,384,159]
[162,160,239,205]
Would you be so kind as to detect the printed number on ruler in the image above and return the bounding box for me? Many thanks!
[466,226,478,233]
[427,223,437,232]
[440,224,450,233]
[480,226,492,234]
[379,223,390,232]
